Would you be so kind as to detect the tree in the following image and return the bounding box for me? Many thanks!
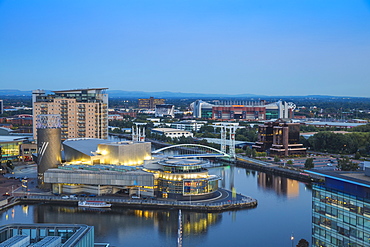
[355,151,361,160]
[245,147,252,157]
[304,158,314,169]
[274,156,280,162]
[337,157,359,171]
[251,149,257,158]
[287,160,293,165]
[296,239,309,247]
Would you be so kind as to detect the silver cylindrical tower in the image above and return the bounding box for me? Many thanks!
[36,114,62,188]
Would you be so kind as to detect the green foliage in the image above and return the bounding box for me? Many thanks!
[0,109,32,117]
[296,239,309,247]
[235,127,258,142]
[349,123,370,132]
[199,125,216,133]
[256,152,267,157]
[245,147,252,157]
[307,131,370,155]
[355,151,361,160]
[287,160,293,165]
[336,157,359,171]
[109,119,134,128]
[300,125,319,132]
[274,156,280,162]
[251,149,257,158]
[304,158,314,169]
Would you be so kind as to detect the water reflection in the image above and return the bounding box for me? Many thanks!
[33,204,221,238]
[257,173,299,198]
[213,165,300,198]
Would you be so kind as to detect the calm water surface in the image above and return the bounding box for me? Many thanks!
[0,165,312,247]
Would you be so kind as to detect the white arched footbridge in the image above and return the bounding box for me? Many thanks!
[152,144,231,159]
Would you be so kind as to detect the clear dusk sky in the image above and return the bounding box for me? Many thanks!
[1,0,370,97]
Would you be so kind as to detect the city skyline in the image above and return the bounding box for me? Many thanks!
[1,0,370,97]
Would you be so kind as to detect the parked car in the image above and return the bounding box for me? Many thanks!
[62,196,69,199]
[2,192,10,196]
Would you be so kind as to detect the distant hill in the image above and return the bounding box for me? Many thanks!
[0,89,33,96]
[107,90,262,98]
[0,89,262,98]
[0,89,368,99]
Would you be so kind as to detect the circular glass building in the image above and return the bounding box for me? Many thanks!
[145,158,219,199]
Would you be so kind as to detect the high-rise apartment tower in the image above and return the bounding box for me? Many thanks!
[138,97,165,109]
[32,88,108,140]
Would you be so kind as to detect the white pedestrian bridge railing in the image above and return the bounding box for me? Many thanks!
[152,144,230,158]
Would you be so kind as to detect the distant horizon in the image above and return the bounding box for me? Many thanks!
[0,88,369,99]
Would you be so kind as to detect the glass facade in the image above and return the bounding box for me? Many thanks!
[266,109,279,120]
[0,224,95,247]
[162,164,204,173]
[151,159,220,199]
[312,183,370,247]
[0,141,22,161]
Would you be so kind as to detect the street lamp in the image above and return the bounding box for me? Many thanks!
[291,232,294,247]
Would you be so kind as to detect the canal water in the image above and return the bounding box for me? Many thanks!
[0,165,312,247]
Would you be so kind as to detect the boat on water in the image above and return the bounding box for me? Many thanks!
[78,201,112,208]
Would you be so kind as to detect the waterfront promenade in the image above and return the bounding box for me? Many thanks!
[4,188,257,212]
[235,155,323,182]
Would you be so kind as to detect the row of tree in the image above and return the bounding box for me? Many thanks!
[303,157,359,171]
[302,131,370,156]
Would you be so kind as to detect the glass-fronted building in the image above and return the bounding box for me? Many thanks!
[145,159,219,199]
[310,170,370,247]
[0,224,96,247]
[0,140,22,161]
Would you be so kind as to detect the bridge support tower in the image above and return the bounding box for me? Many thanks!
[213,122,238,159]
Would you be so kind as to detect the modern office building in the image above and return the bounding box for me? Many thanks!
[155,104,175,118]
[0,224,95,247]
[191,100,214,119]
[309,169,370,247]
[0,136,34,164]
[32,88,108,140]
[190,100,295,120]
[169,120,205,132]
[138,97,165,109]
[19,143,37,162]
[253,119,306,156]
[151,128,194,139]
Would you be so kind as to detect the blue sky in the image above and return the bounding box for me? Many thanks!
[1,0,370,97]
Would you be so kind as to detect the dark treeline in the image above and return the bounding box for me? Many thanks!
[302,124,370,156]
